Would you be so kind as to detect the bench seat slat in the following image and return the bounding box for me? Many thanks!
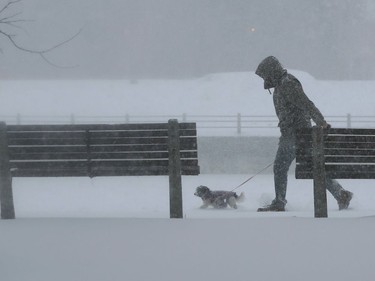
[9,146,87,154]
[324,142,375,149]
[6,123,170,131]
[89,129,196,138]
[9,151,198,161]
[297,156,375,164]
[10,152,89,161]
[91,165,200,176]
[323,149,373,156]
[10,159,198,172]
[296,170,375,179]
[7,130,176,139]
[90,137,168,145]
[10,160,88,170]
[10,166,201,177]
[9,136,197,146]
[296,139,375,148]
[7,131,87,139]
[8,138,86,146]
[11,169,89,177]
[88,136,198,146]
[90,151,197,160]
[90,142,196,153]
[297,128,375,135]
[91,159,198,168]
[6,122,196,132]
[326,135,375,143]
[297,148,375,158]
[10,162,200,177]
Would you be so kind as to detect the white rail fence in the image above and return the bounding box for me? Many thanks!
[1,113,374,136]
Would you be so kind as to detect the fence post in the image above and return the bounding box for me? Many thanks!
[237,113,241,135]
[168,119,183,218]
[346,113,351,128]
[312,126,327,218]
[0,122,15,219]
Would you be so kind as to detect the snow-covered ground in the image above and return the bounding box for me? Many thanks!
[1,72,375,280]
[2,174,375,281]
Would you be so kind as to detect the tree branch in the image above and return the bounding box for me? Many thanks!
[0,0,81,68]
[0,0,21,15]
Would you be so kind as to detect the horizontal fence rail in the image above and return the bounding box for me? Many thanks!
[0,114,374,136]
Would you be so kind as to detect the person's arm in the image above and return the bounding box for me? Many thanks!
[282,79,330,128]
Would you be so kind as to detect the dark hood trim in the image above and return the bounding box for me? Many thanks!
[256,56,286,89]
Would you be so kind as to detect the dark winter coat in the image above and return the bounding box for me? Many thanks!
[256,56,326,132]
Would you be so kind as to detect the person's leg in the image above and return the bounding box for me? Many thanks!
[325,178,342,200]
[325,178,353,210]
[258,133,295,211]
[273,135,296,205]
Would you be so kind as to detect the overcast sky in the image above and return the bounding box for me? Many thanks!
[0,0,374,80]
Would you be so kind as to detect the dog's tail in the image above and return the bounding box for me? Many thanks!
[236,192,245,203]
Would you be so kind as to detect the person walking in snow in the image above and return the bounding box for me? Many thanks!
[255,56,353,212]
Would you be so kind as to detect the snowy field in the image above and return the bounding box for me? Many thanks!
[2,174,375,281]
[1,71,375,136]
[1,72,375,280]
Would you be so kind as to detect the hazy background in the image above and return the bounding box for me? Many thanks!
[0,0,375,80]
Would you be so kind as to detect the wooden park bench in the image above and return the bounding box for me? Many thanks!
[0,119,199,219]
[296,127,375,217]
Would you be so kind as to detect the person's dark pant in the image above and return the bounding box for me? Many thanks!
[273,129,343,206]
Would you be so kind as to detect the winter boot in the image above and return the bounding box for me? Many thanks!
[338,190,353,210]
[257,199,285,212]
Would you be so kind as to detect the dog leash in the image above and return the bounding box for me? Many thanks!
[230,161,274,192]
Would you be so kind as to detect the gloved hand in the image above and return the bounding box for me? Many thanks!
[321,121,331,129]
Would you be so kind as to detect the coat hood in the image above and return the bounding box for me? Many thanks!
[255,56,286,89]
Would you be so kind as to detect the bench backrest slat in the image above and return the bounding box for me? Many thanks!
[5,122,199,177]
[296,127,375,179]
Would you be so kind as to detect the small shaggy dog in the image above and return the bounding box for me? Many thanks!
[194,185,245,209]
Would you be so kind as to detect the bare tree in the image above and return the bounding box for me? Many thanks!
[0,0,81,67]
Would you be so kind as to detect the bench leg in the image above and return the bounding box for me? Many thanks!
[312,126,328,218]
[168,119,183,218]
[0,173,15,219]
[0,122,15,219]
[313,178,327,218]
